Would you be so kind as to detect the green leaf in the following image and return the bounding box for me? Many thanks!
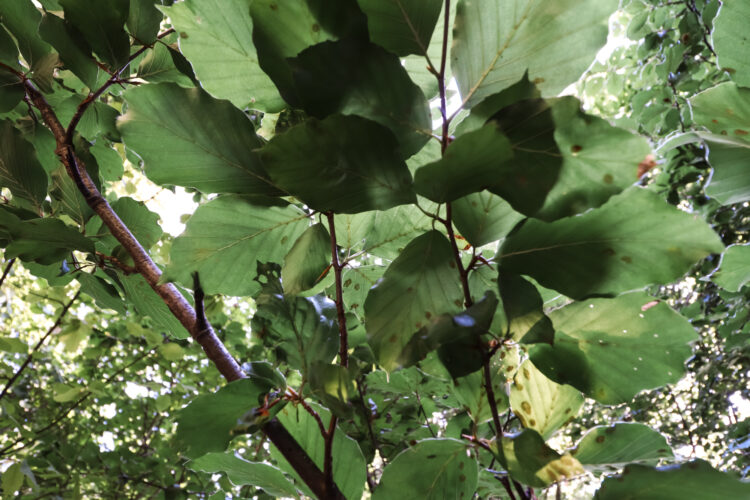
[249,0,336,104]
[136,40,195,87]
[399,292,499,378]
[373,439,477,500]
[50,165,93,226]
[0,71,24,113]
[281,224,331,295]
[164,196,310,296]
[308,362,355,416]
[689,82,750,204]
[75,272,126,314]
[0,336,27,354]
[162,0,283,111]
[414,123,514,203]
[158,343,184,361]
[713,0,750,87]
[496,429,583,487]
[59,0,130,69]
[357,0,442,57]
[127,0,163,45]
[365,231,464,371]
[452,191,524,248]
[0,119,48,210]
[190,453,299,498]
[272,403,367,500]
[0,24,17,63]
[713,244,750,292]
[509,360,583,439]
[594,460,750,500]
[537,97,653,221]
[252,291,339,375]
[120,273,190,339]
[260,115,416,213]
[287,41,431,157]
[452,360,509,424]
[1,463,23,497]
[572,423,673,471]
[0,1,52,69]
[0,216,94,265]
[530,293,699,404]
[119,83,279,195]
[176,375,281,459]
[499,188,724,299]
[451,0,617,107]
[39,12,100,89]
[498,271,554,343]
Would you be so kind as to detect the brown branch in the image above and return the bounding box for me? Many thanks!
[0,257,15,288]
[3,59,343,500]
[95,251,136,274]
[0,291,80,402]
[483,353,504,440]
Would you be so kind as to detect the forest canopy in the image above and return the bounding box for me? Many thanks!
[1,0,750,499]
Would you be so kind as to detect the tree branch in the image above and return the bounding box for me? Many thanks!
[0,257,15,288]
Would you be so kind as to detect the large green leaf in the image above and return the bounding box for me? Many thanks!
[690,82,750,204]
[162,0,283,111]
[0,119,48,211]
[498,271,554,343]
[414,123,514,203]
[537,97,652,220]
[594,460,750,500]
[365,231,464,371]
[452,191,524,248]
[0,1,52,69]
[120,274,190,339]
[499,188,724,299]
[249,0,336,105]
[357,0,443,57]
[495,429,583,487]
[530,293,699,404]
[127,0,163,45]
[571,423,673,472]
[59,0,130,69]
[712,0,750,87]
[271,403,366,500]
[281,223,331,295]
[509,360,583,439]
[259,115,416,213]
[176,374,281,459]
[189,453,299,498]
[373,439,477,500]
[38,13,101,89]
[713,244,750,292]
[0,208,94,265]
[451,0,617,107]
[164,196,309,296]
[252,291,339,375]
[119,83,278,195]
[287,41,431,157]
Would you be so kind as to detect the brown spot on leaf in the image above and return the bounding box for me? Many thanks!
[459,474,466,482]
[533,77,545,84]
[354,284,360,290]
[389,335,397,343]
[269,3,278,9]
[596,435,605,443]
[637,154,657,179]
[603,174,614,184]
[312,23,320,32]
[571,144,583,153]
[602,248,616,256]
[427,454,437,459]
[515,383,524,391]
[179,32,188,39]
[523,367,530,379]
[521,401,532,414]
[621,256,632,264]
[344,279,352,287]
[735,129,749,136]
[425,312,432,319]
[459,461,464,470]
[529,418,536,426]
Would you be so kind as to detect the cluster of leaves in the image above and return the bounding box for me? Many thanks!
[1,0,750,499]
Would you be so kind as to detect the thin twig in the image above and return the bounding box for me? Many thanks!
[0,291,80,402]
[0,258,15,288]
